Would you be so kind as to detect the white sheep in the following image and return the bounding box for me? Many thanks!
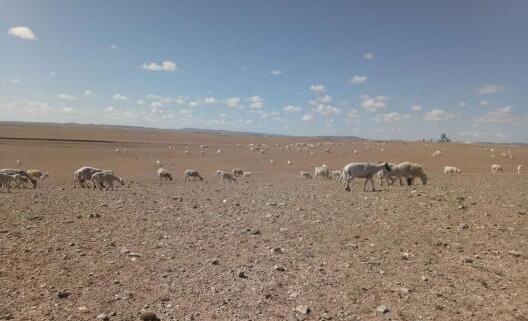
[342,162,391,192]
[389,162,428,186]
[184,169,203,182]
[517,164,523,175]
[314,164,330,180]
[491,164,503,174]
[242,171,253,177]
[91,172,124,190]
[287,160,292,166]
[0,169,37,188]
[216,170,236,183]
[115,148,120,153]
[184,150,190,155]
[157,168,173,182]
[300,171,313,179]
[0,173,16,193]
[26,169,49,180]
[216,149,223,155]
[232,168,244,177]
[73,166,106,188]
[331,170,342,180]
[443,166,461,174]
[376,164,397,186]
[432,150,442,157]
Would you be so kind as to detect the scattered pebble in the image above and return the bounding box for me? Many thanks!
[376,305,390,314]
[295,304,310,314]
[140,312,160,321]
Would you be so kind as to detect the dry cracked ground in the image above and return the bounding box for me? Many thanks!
[0,123,527,321]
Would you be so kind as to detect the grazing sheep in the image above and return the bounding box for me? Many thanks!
[0,169,37,188]
[443,166,461,174]
[270,159,274,164]
[300,171,313,179]
[26,169,49,180]
[115,148,120,153]
[157,168,173,182]
[331,170,342,180]
[432,150,442,157]
[342,162,391,192]
[314,164,330,180]
[11,173,30,188]
[73,166,106,188]
[216,149,223,155]
[287,160,292,165]
[216,170,236,183]
[518,164,523,175]
[92,172,124,190]
[184,169,203,182]
[184,150,190,155]
[491,164,503,174]
[200,150,206,155]
[232,168,244,177]
[200,144,209,149]
[242,171,253,177]
[390,162,428,186]
[0,173,16,193]
[376,164,397,186]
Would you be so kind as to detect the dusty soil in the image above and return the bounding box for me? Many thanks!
[0,123,527,321]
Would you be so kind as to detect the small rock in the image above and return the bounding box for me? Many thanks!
[401,252,410,260]
[459,223,469,230]
[376,305,389,314]
[271,247,283,254]
[508,250,521,257]
[97,313,110,320]
[210,259,219,265]
[128,252,143,258]
[57,291,71,298]
[238,271,248,278]
[78,306,89,313]
[462,257,474,264]
[295,305,310,314]
[140,312,160,321]
[273,265,286,272]
[398,287,410,294]
[458,204,466,210]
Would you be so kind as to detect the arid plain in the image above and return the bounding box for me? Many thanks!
[0,123,526,321]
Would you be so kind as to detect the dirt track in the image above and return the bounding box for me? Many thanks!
[0,123,527,321]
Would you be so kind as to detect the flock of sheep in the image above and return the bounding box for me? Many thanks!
[0,142,524,193]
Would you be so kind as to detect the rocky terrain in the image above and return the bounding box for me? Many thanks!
[0,123,526,321]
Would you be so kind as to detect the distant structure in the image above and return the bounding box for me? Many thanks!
[439,133,451,143]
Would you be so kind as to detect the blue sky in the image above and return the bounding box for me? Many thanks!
[1,0,527,142]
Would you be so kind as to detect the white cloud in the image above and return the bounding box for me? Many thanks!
[247,96,264,109]
[361,94,389,112]
[224,97,241,108]
[424,109,459,122]
[346,109,359,121]
[363,52,374,60]
[315,104,341,116]
[350,75,368,85]
[317,94,332,104]
[476,106,517,124]
[203,97,218,104]
[411,105,422,111]
[112,94,128,101]
[11,79,20,83]
[83,90,92,96]
[50,72,56,77]
[283,105,301,113]
[477,84,505,95]
[110,44,118,50]
[58,94,78,101]
[7,26,37,41]
[270,70,283,76]
[141,60,178,72]
[310,84,326,95]
[374,112,410,123]
[104,106,115,112]
[188,101,200,107]
[302,113,315,122]
[480,100,489,106]
[458,101,467,107]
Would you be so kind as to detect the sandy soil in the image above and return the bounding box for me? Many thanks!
[0,123,527,321]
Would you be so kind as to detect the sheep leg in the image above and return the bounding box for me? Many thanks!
[398,177,403,186]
